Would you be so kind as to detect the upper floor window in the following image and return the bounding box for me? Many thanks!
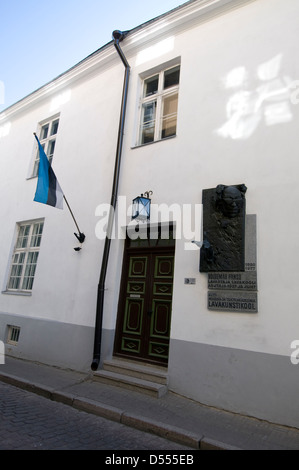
[32,117,59,177]
[6,220,44,293]
[139,65,180,145]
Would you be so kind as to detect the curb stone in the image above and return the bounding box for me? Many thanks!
[0,371,234,450]
[73,396,123,423]
[200,437,241,450]
[121,412,202,449]
[0,372,54,399]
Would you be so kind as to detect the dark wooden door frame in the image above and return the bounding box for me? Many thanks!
[113,238,175,366]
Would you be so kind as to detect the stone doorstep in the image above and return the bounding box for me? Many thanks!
[103,358,168,384]
[92,359,168,398]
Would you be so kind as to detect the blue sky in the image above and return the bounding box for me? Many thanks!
[0,0,186,112]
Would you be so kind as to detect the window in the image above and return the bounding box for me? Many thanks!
[7,326,21,345]
[139,65,180,145]
[32,117,59,177]
[7,220,44,292]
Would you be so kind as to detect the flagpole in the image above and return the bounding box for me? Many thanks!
[63,195,85,244]
[33,132,85,245]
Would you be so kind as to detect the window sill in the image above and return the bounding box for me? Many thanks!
[2,290,32,297]
[131,134,176,150]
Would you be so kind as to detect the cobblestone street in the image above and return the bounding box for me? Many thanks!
[0,382,193,451]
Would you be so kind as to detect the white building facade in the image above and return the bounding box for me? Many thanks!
[1,0,299,428]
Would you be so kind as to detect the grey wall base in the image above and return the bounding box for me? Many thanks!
[0,312,114,372]
[168,338,299,429]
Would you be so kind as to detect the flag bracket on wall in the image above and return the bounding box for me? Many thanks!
[74,232,86,244]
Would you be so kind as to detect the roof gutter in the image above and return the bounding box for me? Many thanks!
[91,30,130,371]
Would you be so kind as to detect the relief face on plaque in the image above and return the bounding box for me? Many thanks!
[215,184,246,218]
[200,184,247,272]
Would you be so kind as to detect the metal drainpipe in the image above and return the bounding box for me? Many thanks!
[91,30,130,371]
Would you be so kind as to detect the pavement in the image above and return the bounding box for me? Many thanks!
[0,356,299,450]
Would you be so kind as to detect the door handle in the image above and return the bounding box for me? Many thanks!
[147,310,153,316]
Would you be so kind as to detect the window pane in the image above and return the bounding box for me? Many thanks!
[164,66,180,89]
[33,143,45,177]
[32,158,39,177]
[50,119,59,136]
[30,222,44,247]
[8,276,20,290]
[40,124,49,140]
[47,140,56,165]
[144,75,159,97]
[16,225,30,249]
[141,102,156,144]
[22,252,39,291]
[8,252,25,290]
[161,93,178,139]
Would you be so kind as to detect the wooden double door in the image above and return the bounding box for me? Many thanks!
[114,246,175,366]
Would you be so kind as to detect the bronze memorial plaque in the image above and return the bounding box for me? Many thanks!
[200,184,247,272]
[199,183,258,314]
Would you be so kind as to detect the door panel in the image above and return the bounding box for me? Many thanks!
[114,248,174,365]
[129,256,148,277]
[123,298,144,335]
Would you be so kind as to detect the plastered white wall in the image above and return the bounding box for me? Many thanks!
[1,0,299,361]
[107,0,299,357]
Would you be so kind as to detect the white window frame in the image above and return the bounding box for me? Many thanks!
[6,220,44,293]
[32,116,60,177]
[137,63,180,146]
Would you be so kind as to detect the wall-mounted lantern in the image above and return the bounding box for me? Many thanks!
[132,191,153,221]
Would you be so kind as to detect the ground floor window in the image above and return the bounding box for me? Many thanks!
[6,220,44,293]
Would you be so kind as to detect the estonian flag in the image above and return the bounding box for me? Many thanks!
[33,134,64,209]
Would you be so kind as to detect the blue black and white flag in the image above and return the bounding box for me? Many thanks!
[33,134,64,209]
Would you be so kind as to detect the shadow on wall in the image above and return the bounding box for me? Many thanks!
[216,54,299,140]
